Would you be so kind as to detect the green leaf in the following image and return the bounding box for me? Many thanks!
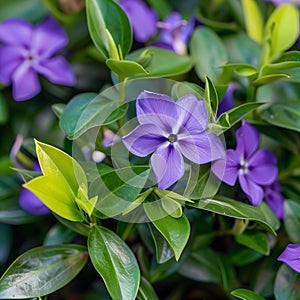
[91,166,150,217]
[274,264,300,300]
[231,288,265,300]
[88,225,140,300]
[284,200,300,243]
[127,47,193,78]
[0,244,88,299]
[0,224,11,264]
[148,223,174,264]
[43,223,77,246]
[205,76,219,117]
[106,59,148,78]
[137,276,159,300]
[34,140,87,194]
[86,0,132,59]
[241,0,263,44]
[260,102,300,132]
[218,102,265,130]
[0,94,8,124]
[190,27,228,83]
[60,92,127,139]
[261,62,300,77]
[51,103,66,119]
[144,202,190,261]
[221,63,258,77]
[264,4,299,61]
[23,174,84,222]
[189,198,280,235]
[252,73,290,86]
[145,0,171,19]
[171,81,205,100]
[235,231,269,255]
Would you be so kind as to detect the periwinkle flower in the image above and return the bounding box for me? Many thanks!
[122,91,224,190]
[216,83,237,118]
[0,17,75,101]
[278,244,300,272]
[119,0,158,43]
[156,12,194,55]
[212,120,278,206]
[19,162,50,215]
[264,180,284,219]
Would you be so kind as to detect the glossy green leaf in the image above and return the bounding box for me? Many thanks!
[221,63,258,77]
[127,47,193,78]
[106,59,148,78]
[231,288,265,300]
[205,76,219,117]
[148,223,174,264]
[60,92,127,139]
[260,101,300,132]
[253,73,290,86]
[190,27,228,83]
[283,200,300,243]
[189,198,280,235]
[88,225,140,300]
[218,102,265,130]
[261,62,300,77]
[86,0,132,59]
[23,174,83,222]
[34,140,87,194]
[274,264,300,300]
[144,202,190,261]
[264,4,299,60]
[241,0,263,44]
[91,166,150,217]
[0,244,88,299]
[235,231,269,255]
[171,81,205,100]
[43,223,77,246]
[137,276,159,300]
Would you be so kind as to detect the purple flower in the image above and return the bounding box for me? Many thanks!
[122,91,224,189]
[216,83,237,118]
[212,120,278,206]
[278,244,300,272]
[264,180,284,219]
[19,162,50,215]
[266,0,300,5]
[0,17,75,101]
[119,0,158,43]
[156,12,194,55]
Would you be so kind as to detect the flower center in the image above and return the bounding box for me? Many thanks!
[239,158,249,175]
[168,134,177,143]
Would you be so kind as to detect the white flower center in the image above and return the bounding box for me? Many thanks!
[239,158,249,175]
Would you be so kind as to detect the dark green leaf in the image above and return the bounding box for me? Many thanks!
[231,288,265,300]
[60,92,127,139]
[127,47,193,78]
[0,94,8,124]
[0,224,12,264]
[51,103,66,119]
[86,0,132,58]
[260,102,300,132]
[137,276,159,300]
[284,200,300,243]
[189,198,280,235]
[235,231,269,255]
[190,27,228,83]
[0,244,88,299]
[88,225,140,300]
[43,223,77,246]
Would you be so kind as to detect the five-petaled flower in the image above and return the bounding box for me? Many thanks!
[212,120,278,206]
[119,0,158,43]
[122,91,224,190]
[278,244,300,273]
[0,17,75,101]
[155,12,194,55]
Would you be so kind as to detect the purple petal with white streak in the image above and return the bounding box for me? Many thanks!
[239,174,264,206]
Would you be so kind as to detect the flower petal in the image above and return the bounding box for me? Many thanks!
[122,124,166,157]
[239,175,264,206]
[119,0,157,42]
[211,149,239,186]
[0,45,24,85]
[19,188,50,215]
[0,19,32,46]
[265,181,284,219]
[236,120,260,158]
[176,94,208,133]
[12,63,41,101]
[35,56,76,86]
[249,149,277,166]
[136,91,178,131]
[31,17,68,58]
[177,131,224,164]
[151,144,184,190]
[278,244,300,273]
